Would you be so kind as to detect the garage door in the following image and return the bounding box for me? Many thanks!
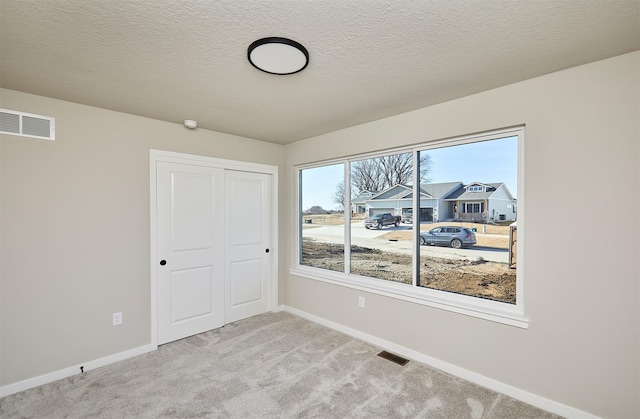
[419,207,434,222]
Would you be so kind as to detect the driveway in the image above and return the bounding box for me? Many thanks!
[303,224,508,263]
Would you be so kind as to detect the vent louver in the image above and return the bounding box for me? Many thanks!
[377,350,409,366]
[0,109,55,140]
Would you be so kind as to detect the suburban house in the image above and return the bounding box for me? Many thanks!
[0,2,638,419]
[363,181,516,223]
[350,190,376,215]
[446,182,517,222]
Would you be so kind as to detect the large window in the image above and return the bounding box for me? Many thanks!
[295,128,525,327]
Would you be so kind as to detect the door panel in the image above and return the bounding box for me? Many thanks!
[228,179,263,245]
[225,171,271,323]
[230,259,263,305]
[171,174,214,251]
[170,267,214,323]
[157,162,225,344]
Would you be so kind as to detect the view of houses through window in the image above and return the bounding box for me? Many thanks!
[349,152,426,281]
[299,132,520,306]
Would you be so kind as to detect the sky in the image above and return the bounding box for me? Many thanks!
[301,136,518,211]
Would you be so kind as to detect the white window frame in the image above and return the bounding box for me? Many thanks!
[465,202,482,213]
[290,127,527,328]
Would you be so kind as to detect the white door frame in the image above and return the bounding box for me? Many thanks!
[149,149,278,347]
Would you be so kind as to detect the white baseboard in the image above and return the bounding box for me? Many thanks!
[283,305,598,419]
[0,343,157,398]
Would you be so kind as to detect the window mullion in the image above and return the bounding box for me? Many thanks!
[298,169,303,265]
[344,162,351,274]
[412,149,420,287]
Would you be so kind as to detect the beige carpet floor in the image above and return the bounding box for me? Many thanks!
[0,311,561,418]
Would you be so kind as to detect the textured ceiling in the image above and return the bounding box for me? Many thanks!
[1,1,638,144]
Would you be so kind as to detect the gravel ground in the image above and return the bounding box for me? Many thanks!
[302,239,516,304]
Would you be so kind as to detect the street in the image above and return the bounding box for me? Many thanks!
[303,223,508,263]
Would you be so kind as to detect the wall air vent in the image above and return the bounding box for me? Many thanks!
[0,109,55,140]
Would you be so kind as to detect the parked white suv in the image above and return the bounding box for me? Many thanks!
[401,210,413,224]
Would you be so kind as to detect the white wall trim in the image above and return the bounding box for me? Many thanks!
[283,305,599,419]
[0,301,597,419]
[0,343,156,398]
[150,149,279,174]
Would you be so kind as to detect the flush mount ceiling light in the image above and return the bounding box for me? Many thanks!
[248,37,309,75]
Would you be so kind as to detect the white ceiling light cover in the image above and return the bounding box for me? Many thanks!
[248,37,309,75]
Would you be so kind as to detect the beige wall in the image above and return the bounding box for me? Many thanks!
[0,89,284,385]
[284,52,639,418]
[1,51,638,418]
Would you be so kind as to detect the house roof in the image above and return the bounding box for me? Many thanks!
[1,2,637,144]
[351,191,377,204]
[369,185,413,200]
[419,182,463,200]
[368,182,463,201]
[365,181,515,203]
[444,183,511,201]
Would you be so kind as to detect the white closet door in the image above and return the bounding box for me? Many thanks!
[157,162,225,344]
[225,170,272,323]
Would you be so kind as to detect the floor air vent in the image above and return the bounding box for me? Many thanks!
[0,109,55,140]
[377,351,409,366]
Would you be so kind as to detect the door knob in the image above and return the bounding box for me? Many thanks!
[265,249,270,253]
[160,260,167,266]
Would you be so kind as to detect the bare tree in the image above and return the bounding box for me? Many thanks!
[351,158,385,194]
[418,153,433,184]
[332,181,345,210]
[350,152,432,195]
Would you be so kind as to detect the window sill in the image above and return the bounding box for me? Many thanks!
[289,266,529,329]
